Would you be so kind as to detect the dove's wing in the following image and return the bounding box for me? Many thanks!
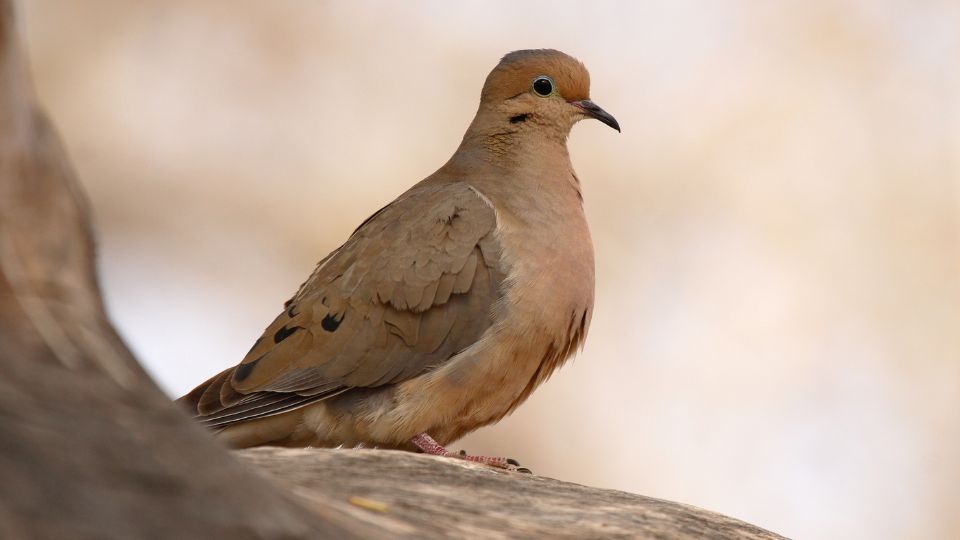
[179,182,504,428]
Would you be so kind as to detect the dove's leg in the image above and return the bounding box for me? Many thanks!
[410,433,529,472]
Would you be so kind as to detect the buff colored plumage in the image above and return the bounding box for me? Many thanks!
[179,49,619,469]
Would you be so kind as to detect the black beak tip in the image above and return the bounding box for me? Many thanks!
[593,110,621,133]
[596,109,620,133]
[574,100,620,133]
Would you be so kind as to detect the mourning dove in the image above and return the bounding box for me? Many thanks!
[179,49,619,469]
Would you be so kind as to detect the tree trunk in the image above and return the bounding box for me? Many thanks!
[0,2,367,538]
[241,448,786,540]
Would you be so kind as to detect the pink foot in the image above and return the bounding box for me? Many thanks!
[411,433,531,473]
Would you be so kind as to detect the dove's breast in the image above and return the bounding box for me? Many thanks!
[371,176,595,445]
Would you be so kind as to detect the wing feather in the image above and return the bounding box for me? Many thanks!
[179,182,504,427]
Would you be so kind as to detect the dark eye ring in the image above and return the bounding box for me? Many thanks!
[532,76,554,97]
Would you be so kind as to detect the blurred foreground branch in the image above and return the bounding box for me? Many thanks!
[0,1,784,538]
[0,2,361,538]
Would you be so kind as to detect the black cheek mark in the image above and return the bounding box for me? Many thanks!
[510,113,529,124]
[233,356,262,382]
[273,325,301,343]
[321,312,344,332]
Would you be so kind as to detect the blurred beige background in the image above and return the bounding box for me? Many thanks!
[17,1,959,538]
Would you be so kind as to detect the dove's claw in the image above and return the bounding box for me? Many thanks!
[411,433,530,473]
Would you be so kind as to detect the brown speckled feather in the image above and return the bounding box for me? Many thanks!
[183,183,502,426]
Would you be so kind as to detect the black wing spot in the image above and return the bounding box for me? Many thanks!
[510,113,529,124]
[440,209,462,225]
[286,302,298,318]
[273,325,301,344]
[321,312,344,332]
[233,356,262,382]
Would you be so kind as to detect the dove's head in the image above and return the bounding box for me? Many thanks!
[475,49,619,141]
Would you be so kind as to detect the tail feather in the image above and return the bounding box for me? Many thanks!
[177,366,344,432]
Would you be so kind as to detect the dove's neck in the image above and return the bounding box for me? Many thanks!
[423,110,584,218]
[452,107,575,174]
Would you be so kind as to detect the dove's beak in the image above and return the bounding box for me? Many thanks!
[570,100,620,132]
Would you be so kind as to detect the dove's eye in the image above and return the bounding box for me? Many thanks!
[532,76,554,97]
